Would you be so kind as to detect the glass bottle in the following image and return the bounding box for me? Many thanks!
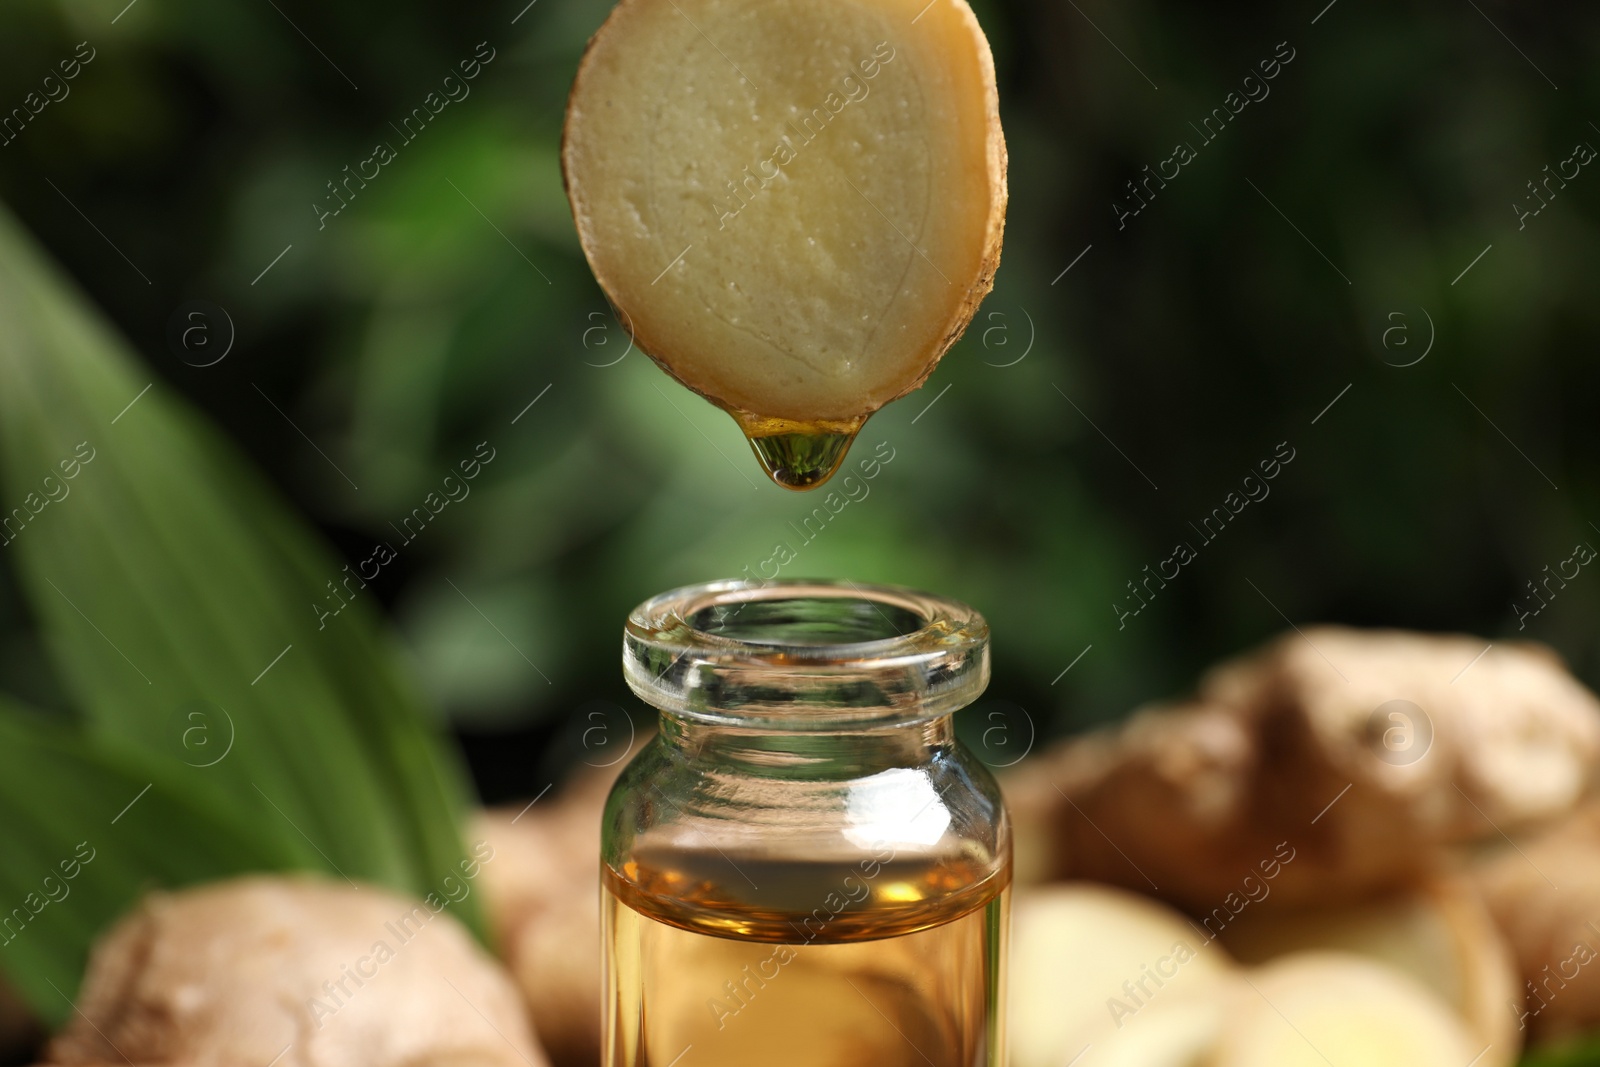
[603,579,1010,1067]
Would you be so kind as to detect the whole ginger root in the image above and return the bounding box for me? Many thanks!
[43,876,544,1067]
[1474,800,1600,1042]
[473,764,621,1067]
[1005,628,1600,910]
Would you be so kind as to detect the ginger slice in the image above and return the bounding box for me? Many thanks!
[563,0,1006,487]
[1213,952,1480,1067]
[1008,884,1235,1067]
[1219,876,1519,1066]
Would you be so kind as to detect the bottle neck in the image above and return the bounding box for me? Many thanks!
[624,581,990,731]
[656,710,957,779]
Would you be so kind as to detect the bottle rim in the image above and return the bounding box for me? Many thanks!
[623,578,990,728]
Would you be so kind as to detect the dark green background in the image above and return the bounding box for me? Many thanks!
[0,0,1597,797]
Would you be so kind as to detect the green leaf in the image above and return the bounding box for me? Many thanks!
[0,204,483,944]
[1522,1036,1600,1067]
[0,701,310,1026]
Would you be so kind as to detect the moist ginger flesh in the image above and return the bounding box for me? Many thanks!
[564,0,1005,423]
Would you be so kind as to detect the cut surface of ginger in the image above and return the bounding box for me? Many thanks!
[564,0,1005,485]
[1219,877,1519,1066]
[1008,884,1234,1067]
[1212,952,1480,1067]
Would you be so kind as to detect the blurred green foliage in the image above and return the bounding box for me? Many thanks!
[1524,1036,1600,1067]
[0,0,1596,774]
[0,200,483,1021]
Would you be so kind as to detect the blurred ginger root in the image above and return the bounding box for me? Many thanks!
[1218,873,1518,1064]
[1475,799,1600,1043]
[43,876,544,1067]
[1008,883,1486,1067]
[1005,628,1600,908]
[1000,625,1600,1067]
[474,765,618,1067]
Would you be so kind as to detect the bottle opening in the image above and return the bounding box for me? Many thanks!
[625,580,990,728]
[686,596,924,646]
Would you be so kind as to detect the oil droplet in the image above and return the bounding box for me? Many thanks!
[729,411,864,491]
[748,431,858,489]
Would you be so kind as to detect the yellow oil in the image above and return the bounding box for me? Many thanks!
[729,410,863,490]
[603,851,1008,1067]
